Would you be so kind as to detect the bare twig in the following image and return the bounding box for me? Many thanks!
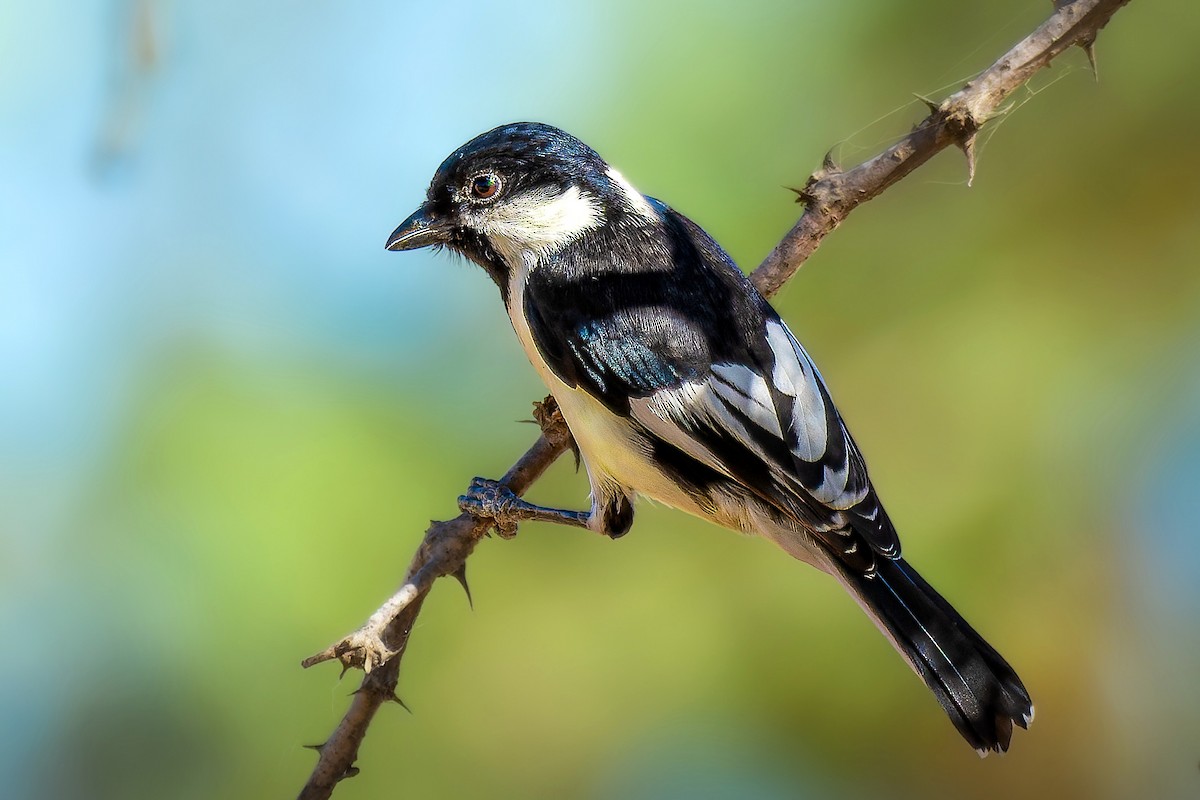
[298,2,1131,796]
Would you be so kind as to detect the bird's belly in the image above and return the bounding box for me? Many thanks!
[550,379,708,514]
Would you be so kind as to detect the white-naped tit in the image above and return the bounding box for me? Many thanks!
[386,122,1033,754]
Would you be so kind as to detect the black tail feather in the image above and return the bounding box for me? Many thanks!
[843,557,1033,754]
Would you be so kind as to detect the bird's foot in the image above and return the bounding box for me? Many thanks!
[458,477,523,539]
[458,476,591,537]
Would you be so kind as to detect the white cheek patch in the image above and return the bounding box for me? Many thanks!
[606,167,657,219]
[481,185,602,262]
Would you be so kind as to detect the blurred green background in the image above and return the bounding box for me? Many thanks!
[3,1,1199,798]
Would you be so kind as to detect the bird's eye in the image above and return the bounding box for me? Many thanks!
[470,174,501,201]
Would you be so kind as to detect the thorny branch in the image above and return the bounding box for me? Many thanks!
[298,1,1132,796]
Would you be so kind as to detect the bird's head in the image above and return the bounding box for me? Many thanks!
[386,122,659,284]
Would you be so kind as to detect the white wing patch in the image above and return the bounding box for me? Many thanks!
[630,318,868,514]
[710,363,784,439]
[765,319,827,462]
[769,320,869,509]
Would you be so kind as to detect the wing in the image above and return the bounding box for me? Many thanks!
[522,203,899,573]
[632,315,900,573]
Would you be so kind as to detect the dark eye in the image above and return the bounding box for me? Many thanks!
[470,174,501,200]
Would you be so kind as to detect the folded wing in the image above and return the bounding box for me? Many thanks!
[523,204,900,573]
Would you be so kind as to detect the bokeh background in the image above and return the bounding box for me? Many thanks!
[3,1,1199,798]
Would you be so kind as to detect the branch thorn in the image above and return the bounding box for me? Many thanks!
[787,185,815,206]
[452,563,474,609]
[1079,35,1098,80]
[822,147,842,174]
[913,92,941,115]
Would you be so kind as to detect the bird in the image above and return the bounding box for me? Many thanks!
[385,121,1033,754]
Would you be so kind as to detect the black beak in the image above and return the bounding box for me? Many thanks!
[385,204,450,251]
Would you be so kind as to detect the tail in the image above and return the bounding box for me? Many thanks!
[839,556,1034,755]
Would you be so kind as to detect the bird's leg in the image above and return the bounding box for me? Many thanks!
[458,476,590,539]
